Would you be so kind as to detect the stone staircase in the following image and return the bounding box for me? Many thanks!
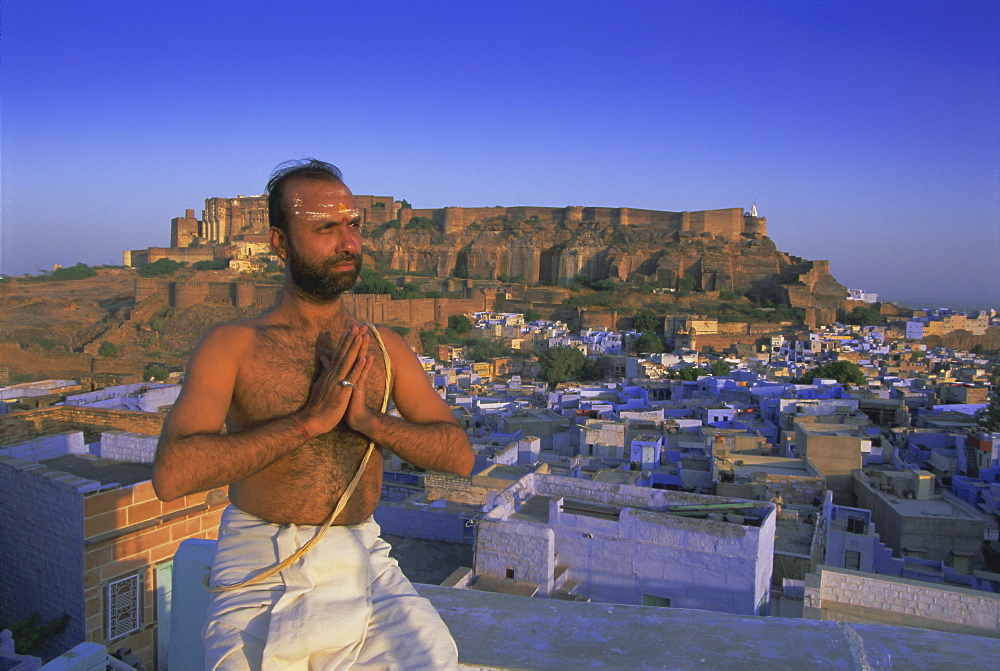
[551,563,589,602]
[964,442,981,478]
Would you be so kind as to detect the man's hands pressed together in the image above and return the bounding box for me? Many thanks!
[296,325,375,440]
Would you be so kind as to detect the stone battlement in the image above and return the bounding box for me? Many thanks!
[398,204,765,239]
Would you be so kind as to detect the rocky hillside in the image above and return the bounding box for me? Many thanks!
[368,212,848,319]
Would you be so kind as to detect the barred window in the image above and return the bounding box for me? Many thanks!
[106,574,141,640]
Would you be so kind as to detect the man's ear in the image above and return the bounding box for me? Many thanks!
[270,226,287,259]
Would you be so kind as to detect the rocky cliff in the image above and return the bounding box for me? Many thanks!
[367,208,847,319]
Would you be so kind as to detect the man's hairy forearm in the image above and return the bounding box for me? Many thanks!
[356,413,473,476]
[152,416,306,501]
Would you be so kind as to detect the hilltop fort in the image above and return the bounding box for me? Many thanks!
[124,195,846,322]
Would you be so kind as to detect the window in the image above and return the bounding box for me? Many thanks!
[106,574,142,640]
[952,553,973,575]
[844,550,861,571]
[505,568,515,580]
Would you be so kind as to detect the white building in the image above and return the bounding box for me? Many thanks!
[473,472,775,615]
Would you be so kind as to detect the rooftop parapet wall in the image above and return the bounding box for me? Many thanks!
[805,565,1000,638]
[0,406,164,446]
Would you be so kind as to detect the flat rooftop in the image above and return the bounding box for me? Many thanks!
[510,492,769,527]
[40,454,152,487]
[475,464,530,481]
[874,490,982,520]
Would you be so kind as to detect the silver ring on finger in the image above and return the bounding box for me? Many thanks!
[339,379,355,388]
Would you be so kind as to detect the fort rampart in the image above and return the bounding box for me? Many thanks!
[397,204,763,239]
[133,279,485,330]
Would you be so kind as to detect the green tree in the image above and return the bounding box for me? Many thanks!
[523,308,541,322]
[441,328,465,345]
[676,277,696,293]
[19,263,97,283]
[465,337,512,362]
[539,346,586,386]
[498,273,526,284]
[192,258,231,271]
[669,366,709,381]
[977,367,1000,432]
[633,331,665,354]
[98,341,120,357]
[143,364,170,381]
[390,325,411,337]
[138,258,184,277]
[633,309,659,332]
[448,314,473,334]
[395,283,423,300]
[404,216,437,231]
[843,306,884,326]
[802,360,866,385]
[581,357,609,381]
[420,329,441,359]
[354,267,396,295]
[710,359,732,376]
[397,199,412,209]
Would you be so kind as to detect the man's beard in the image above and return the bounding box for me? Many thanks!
[286,244,361,304]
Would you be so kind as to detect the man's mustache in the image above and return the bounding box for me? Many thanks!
[322,253,362,271]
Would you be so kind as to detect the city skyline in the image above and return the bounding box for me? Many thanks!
[2,1,998,308]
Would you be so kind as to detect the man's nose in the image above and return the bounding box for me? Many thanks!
[337,228,362,254]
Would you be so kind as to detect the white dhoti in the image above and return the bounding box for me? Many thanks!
[203,506,460,670]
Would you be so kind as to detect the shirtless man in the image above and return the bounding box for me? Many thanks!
[153,159,473,670]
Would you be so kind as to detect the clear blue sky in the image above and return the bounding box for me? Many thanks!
[2,0,998,308]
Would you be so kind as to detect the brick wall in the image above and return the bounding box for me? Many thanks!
[83,481,229,670]
[806,566,1000,635]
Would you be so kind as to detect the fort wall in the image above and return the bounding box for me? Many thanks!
[390,203,756,238]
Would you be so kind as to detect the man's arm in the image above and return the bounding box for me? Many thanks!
[152,324,370,501]
[346,328,474,476]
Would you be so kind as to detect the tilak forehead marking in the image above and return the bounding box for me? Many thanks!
[289,197,360,221]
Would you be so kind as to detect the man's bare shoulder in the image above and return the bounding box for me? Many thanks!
[197,321,256,349]
[373,325,416,360]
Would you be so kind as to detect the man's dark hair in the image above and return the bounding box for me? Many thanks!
[266,158,345,232]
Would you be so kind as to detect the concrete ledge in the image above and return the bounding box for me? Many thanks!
[171,539,1000,670]
[418,585,1000,670]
